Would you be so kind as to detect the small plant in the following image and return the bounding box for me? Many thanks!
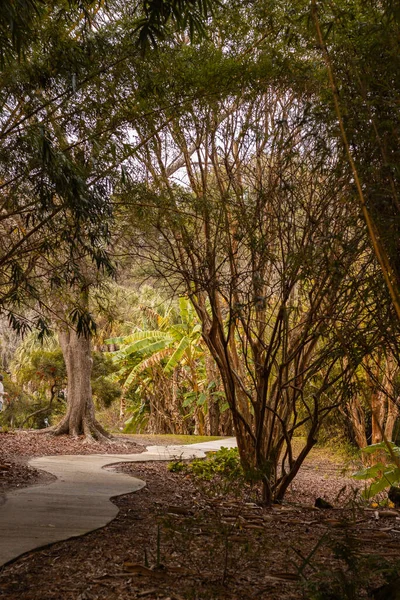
[167,460,187,473]
[352,441,400,499]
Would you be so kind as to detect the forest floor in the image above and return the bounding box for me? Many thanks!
[0,431,399,599]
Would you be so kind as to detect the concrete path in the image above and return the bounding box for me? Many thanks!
[0,437,236,567]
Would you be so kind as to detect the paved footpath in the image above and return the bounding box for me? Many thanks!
[0,438,236,567]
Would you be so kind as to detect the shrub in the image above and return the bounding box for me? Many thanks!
[168,447,245,496]
[352,441,400,498]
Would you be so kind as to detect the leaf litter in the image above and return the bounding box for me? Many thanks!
[0,433,399,599]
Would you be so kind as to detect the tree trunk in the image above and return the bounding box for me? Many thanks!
[384,398,399,441]
[368,353,398,444]
[119,394,126,419]
[347,396,368,449]
[52,328,111,441]
[204,355,221,436]
[369,355,385,444]
[207,398,220,436]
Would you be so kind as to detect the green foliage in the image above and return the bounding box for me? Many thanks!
[189,447,243,481]
[108,296,224,433]
[352,442,400,498]
[167,460,186,472]
[135,0,219,52]
[168,447,245,496]
[108,296,203,388]
[6,333,121,427]
[18,348,66,389]
[91,351,121,408]
[123,397,150,433]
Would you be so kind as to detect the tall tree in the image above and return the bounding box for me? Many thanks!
[119,87,394,503]
[0,0,218,437]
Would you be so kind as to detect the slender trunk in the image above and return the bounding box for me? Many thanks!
[385,398,399,441]
[383,355,399,441]
[204,355,221,436]
[347,397,368,449]
[369,355,385,444]
[220,409,234,436]
[119,395,126,419]
[207,398,220,436]
[194,408,205,435]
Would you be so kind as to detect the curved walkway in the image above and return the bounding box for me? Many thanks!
[0,438,236,566]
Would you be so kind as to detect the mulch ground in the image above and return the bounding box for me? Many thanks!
[0,432,399,599]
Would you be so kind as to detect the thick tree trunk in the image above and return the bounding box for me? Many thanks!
[52,328,111,441]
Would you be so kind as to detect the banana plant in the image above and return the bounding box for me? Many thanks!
[106,297,204,391]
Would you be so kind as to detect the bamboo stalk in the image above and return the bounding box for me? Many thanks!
[311,0,400,322]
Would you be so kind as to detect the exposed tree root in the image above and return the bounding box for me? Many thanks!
[50,415,115,443]
[31,414,116,445]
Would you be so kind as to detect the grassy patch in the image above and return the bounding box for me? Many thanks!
[117,433,225,445]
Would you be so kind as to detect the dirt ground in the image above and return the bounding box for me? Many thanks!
[0,432,399,600]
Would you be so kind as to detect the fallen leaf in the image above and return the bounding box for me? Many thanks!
[122,564,165,578]
[266,572,301,581]
[166,506,192,516]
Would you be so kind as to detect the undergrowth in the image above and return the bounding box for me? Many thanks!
[168,447,247,496]
[299,530,400,600]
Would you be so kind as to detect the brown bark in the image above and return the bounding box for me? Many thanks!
[52,328,111,441]
[204,355,221,436]
[370,355,386,445]
[384,397,399,441]
[207,398,220,436]
[219,409,234,436]
[348,396,368,449]
[383,354,399,441]
[146,369,190,435]
[131,92,372,504]
[368,353,399,444]
[119,395,126,419]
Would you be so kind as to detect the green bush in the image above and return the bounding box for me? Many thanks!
[352,441,400,498]
[189,447,243,481]
[168,447,245,496]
